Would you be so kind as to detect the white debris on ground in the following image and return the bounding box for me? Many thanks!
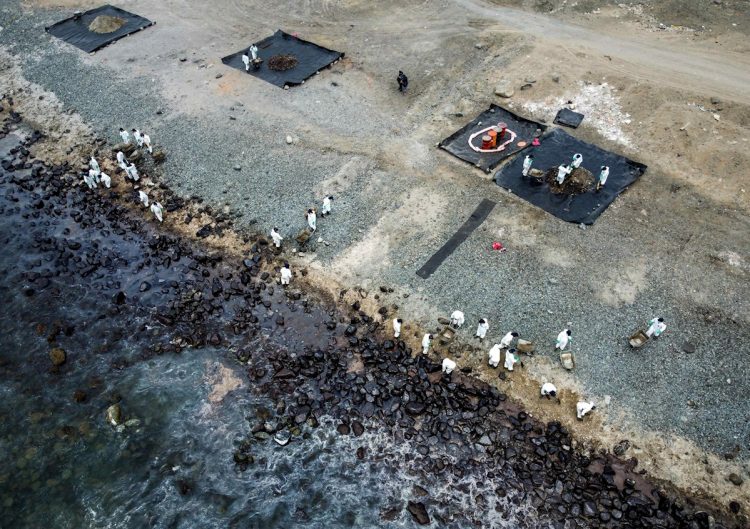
[522,81,634,148]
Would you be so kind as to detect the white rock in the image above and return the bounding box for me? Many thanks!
[494,80,514,98]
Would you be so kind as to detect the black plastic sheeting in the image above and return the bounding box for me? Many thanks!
[494,128,646,224]
[554,108,584,128]
[416,199,496,279]
[439,105,546,173]
[46,5,154,53]
[222,30,343,88]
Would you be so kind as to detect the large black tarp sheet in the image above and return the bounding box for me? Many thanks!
[416,199,496,279]
[439,105,546,173]
[494,128,646,224]
[46,5,154,53]
[222,30,343,88]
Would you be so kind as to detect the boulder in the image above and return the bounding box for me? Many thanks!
[494,80,514,98]
[407,501,430,525]
[106,403,122,426]
[727,473,744,486]
[49,347,66,366]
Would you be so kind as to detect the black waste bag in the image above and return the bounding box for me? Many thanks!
[554,108,584,128]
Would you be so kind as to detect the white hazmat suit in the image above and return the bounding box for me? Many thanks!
[150,202,163,222]
[577,401,595,419]
[504,349,520,371]
[307,210,317,231]
[442,358,456,375]
[522,155,533,177]
[421,334,431,355]
[555,330,571,351]
[475,320,489,340]
[500,331,516,349]
[646,318,666,338]
[322,196,333,215]
[488,344,501,368]
[270,228,283,248]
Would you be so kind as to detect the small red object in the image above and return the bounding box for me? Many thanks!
[492,242,507,252]
[531,138,541,146]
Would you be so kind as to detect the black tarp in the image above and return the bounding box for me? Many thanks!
[222,30,343,88]
[416,199,496,279]
[494,128,646,224]
[439,105,546,173]
[554,108,584,128]
[46,5,154,53]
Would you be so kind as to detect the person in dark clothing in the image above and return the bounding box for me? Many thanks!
[397,71,408,92]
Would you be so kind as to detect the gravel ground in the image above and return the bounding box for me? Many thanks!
[1,0,748,492]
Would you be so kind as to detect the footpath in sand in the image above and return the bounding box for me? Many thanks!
[2,0,748,515]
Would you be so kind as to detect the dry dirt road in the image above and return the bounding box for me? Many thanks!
[455,0,750,105]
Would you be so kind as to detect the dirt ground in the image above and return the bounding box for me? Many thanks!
[5,0,750,515]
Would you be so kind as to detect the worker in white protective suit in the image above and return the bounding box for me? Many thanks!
[116,151,128,170]
[393,318,402,338]
[150,202,163,222]
[249,45,258,61]
[488,343,502,368]
[270,227,283,248]
[306,208,317,232]
[132,129,143,148]
[450,310,465,328]
[504,348,522,371]
[645,317,666,338]
[541,382,559,401]
[126,163,139,182]
[596,166,609,191]
[280,263,292,285]
[522,154,533,177]
[83,173,97,190]
[475,318,489,340]
[89,156,100,173]
[571,153,583,169]
[142,133,153,154]
[555,329,571,351]
[138,190,149,207]
[422,333,432,354]
[88,168,100,183]
[242,53,251,72]
[556,164,571,185]
[321,196,334,216]
[576,401,596,420]
[119,128,130,144]
[500,331,519,349]
[99,172,111,189]
[442,358,456,375]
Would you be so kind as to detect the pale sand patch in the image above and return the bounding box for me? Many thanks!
[206,362,243,404]
[594,258,650,307]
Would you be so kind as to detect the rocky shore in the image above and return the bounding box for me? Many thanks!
[0,102,745,528]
